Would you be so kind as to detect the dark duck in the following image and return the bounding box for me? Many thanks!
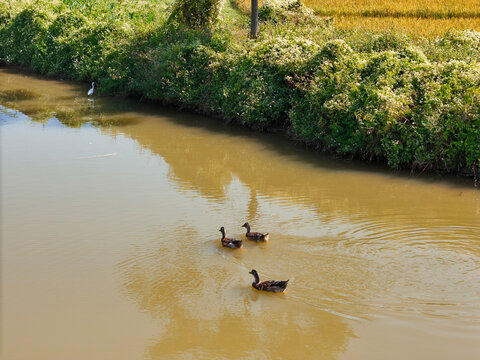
[242,222,269,242]
[249,269,289,293]
[219,227,243,249]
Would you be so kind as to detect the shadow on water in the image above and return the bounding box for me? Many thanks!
[0,65,475,189]
[2,65,479,240]
[2,66,479,240]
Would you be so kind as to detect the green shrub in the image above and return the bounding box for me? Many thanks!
[0,5,53,68]
[168,0,223,29]
[259,0,316,24]
[0,2,10,28]
[43,11,87,75]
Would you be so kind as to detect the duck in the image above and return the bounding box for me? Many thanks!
[219,227,243,249]
[249,269,289,292]
[242,222,269,241]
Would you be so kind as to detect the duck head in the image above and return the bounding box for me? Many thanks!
[242,222,251,232]
[219,227,226,238]
[249,269,260,283]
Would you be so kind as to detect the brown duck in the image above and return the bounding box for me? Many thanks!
[219,227,243,249]
[242,222,269,242]
[249,269,289,292]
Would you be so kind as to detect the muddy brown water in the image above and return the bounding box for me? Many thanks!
[1,67,479,360]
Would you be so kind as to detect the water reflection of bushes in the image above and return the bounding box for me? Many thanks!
[54,108,86,128]
[0,73,143,128]
[90,114,142,127]
[0,89,39,102]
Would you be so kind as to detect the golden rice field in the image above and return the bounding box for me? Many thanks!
[233,0,480,37]
[333,16,480,37]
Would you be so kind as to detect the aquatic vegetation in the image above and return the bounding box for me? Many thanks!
[0,0,479,177]
[0,89,39,102]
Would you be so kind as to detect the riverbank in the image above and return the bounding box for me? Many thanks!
[1,0,479,179]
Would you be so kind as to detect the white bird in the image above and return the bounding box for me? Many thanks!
[87,82,95,96]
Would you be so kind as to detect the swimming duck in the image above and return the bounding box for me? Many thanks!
[242,222,269,241]
[219,227,243,249]
[249,269,289,292]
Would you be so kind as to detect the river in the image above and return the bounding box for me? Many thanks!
[1,67,479,360]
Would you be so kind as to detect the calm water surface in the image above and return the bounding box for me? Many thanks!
[1,67,479,360]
